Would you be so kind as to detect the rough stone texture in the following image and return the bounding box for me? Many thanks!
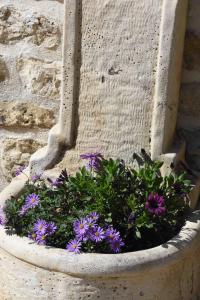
[0,55,8,81]
[29,0,189,178]
[0,5,61,48]
[17,58,61,99]
[0,249,196,300]
[55,0,161,174]
[1,139,44,180]
[177,0,200,175]
[0,101,55,128]
[76,0,160,158]
[150,0,188,159]
[0,0,64,189]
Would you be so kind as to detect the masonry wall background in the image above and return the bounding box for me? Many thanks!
[0,0,199,189]
[0,0,64,189]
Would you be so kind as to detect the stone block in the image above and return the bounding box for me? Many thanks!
[1,138,44,180]
[17,58,61,99]
[0,5,61,49]
[0,101,55,128]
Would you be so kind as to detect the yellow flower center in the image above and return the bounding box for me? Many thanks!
[79,224,84,229]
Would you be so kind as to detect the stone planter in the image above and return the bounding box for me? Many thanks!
[0,0,199,298]
[0,176,200,300]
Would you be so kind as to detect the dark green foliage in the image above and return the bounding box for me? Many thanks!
[4,151,192,252]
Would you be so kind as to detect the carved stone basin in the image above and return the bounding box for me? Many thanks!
[0,181,200,300]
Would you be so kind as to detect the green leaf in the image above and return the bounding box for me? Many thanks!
[135,229,141,239]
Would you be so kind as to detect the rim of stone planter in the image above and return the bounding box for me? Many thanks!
[0,210,199,278]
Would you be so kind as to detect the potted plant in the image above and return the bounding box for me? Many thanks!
[0,150,200,300]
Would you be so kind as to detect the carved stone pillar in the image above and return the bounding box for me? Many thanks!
[29,0,189,181]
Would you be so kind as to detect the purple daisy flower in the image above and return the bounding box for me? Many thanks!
[89,212,99,222]
[18,204,29,216]
[15,165,26,176]
[33,219,48,235]
[110,237,124,253]
[90,226,105,243]
[35,234,47,245]
[0,207,5,225]
[28,232,37,241]
[73,218,89,237]
[66,239,82,254]
[82,217,97,242]
[80,152,103,172]
[51,178,62,187]
[105,227,120,242]
[86,217,97,228]
[0,208,5,225]
[46,222,57,235]
[145,193,166,216]
[0,215,5,225]
[25,193,40,209]
[31,173,42,183]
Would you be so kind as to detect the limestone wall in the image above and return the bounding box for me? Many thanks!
[0,0,199,189]
[0,0,64,188]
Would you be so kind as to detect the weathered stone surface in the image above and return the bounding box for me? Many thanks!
[0,102,55,128]
[0,56,8,81]
[0,209,200,299]
[0,5,61,48]
[57,0,161,172]
[0,0,63,188]
[0,5,21,42]
[36,0,63,2]
[183,31,200,71]
[1,139,43,180]
[22,14,61,49]
[17,58,61,99]
[30,0,189,176]
[76,0,160,159]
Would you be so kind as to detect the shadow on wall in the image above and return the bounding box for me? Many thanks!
[177,0,200,175]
